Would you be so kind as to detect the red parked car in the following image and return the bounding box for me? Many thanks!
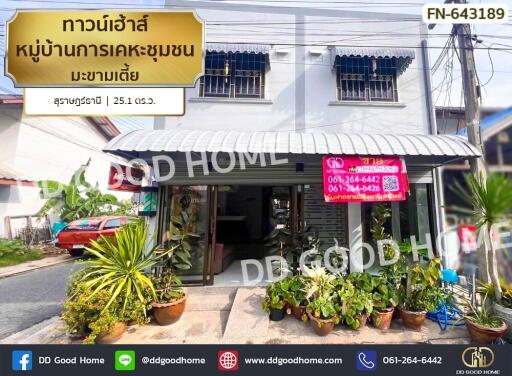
[57,216,131,256]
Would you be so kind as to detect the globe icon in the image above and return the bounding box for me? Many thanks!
[219,351,238,370]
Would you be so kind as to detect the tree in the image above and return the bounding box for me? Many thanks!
[454,173,512,302]
[37,159,128,222]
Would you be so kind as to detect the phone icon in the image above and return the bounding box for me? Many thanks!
[356,351,377,371]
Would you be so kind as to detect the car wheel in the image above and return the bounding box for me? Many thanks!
[68,249,84,257]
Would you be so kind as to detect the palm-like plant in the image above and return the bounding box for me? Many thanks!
[454,173,512,302]
[81,219,172,313]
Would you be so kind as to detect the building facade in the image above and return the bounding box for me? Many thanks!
[0,95,127,239]
[105,3,480,285]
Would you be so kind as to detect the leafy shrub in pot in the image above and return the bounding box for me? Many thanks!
[480,280,512,342]
[281,275,308,321]
[371,277,399,330]
[262,280,287,321]
[62,282,147,344]
[400,259,446,330]
[306,296,340,336]
[336,278,373,330]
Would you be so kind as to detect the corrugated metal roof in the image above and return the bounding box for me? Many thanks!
[206,43,270,55]
[332,47,415,60]
[330,47,415,75]
[0,164,33,182]
[104,130,480,160]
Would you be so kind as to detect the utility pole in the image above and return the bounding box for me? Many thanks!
[431,0,489,282]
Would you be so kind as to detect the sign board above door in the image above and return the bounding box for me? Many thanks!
[322,156,409,203]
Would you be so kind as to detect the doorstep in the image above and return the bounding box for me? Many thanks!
[0,254,75,279]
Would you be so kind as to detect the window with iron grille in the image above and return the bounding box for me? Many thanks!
[336,56,398,102]
[199,52,266,99]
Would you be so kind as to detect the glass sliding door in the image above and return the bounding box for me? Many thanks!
[160,185,210,284]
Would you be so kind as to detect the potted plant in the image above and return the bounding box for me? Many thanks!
[480,280,512,342]
[262,280,287,321]
[400,259,446,330]
[281,275,308,321]
[463,293,508,344]
[81,219,166,320]
[371,277,399,330]
[306,296,340,336]
[151,269,187,325]
[62,281,130,344]
[150,209,195,326]
[336,279,373,330]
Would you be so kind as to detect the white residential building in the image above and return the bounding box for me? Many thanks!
[104,3,481,285]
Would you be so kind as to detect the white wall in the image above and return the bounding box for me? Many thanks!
[0,105,129,238]
[164,8,430,136]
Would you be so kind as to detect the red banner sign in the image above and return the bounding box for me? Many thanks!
[322,156,409,203]
[108,164,143,192]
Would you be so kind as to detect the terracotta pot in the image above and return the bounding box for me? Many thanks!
[400,307,427,330]
[372,308,394,330]
[465,319,508,344]
[95,322,126,344]
[291,305,307,321]
[152,295,187,326]
[269,308,286,321]
[308,313,335,336]
[355,314,368,330]
[493,303,512,342]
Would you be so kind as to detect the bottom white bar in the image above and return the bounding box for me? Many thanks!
[24,88,185,116]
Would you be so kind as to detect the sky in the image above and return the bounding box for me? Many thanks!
[1,0,511,132]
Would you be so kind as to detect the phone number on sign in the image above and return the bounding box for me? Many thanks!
[382,356,443,365]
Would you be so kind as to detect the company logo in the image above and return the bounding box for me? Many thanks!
[356,350,377,372]
[218,350,239,371]
[326,157,344,169]
[12,351,32,371]
[462,347,494,368]
[115,350,136,371]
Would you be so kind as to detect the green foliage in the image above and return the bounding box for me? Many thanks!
[371,276,399,310]
[336,279,373,329]
[80,220,165,313]
[280,275,307,307]
[303,266,337,300]
[63,281,147,344]
[403,258,446,312]
[453,173,512,228]
[479,279,512,309]
[346,272,374,293]
[37,159,129,221]
[0,239,42,267]
[306,296,339,323]
[462,293,504,329]
[262,280,287,312]
[151,268,185,304]
[166,211,197,271]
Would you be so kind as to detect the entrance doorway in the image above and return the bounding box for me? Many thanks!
[213,185,293,286]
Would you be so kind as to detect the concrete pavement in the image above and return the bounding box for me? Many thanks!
[1,287,471,345]
[0,261,81,339]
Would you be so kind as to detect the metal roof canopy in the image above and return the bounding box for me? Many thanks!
[104,130,480,166]
[330,47,415,75]
[206,43,271,69]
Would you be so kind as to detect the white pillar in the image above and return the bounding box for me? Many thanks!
[348,203,363,273]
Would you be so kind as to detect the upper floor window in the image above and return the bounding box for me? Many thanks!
[200,45,270,99]
[331,48,414,104]
[336,57,398,102]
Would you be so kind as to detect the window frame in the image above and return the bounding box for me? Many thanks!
[199,51,267,99]
[335,56,399,103]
